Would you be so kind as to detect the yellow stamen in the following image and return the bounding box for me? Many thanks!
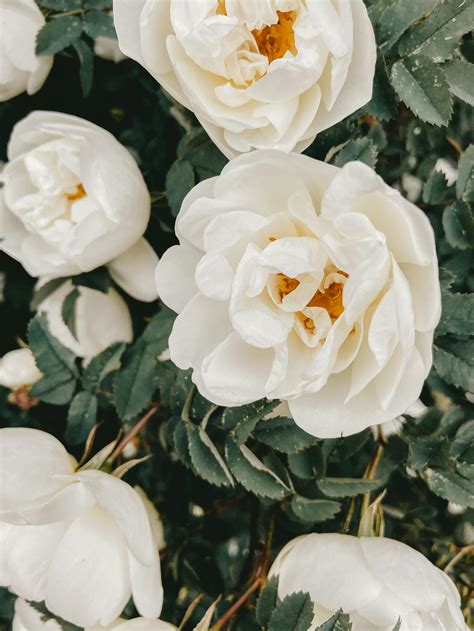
[277,273,299,301]
[252,11,297,64]
[216,0,226,15]
[308,282,345,321]
[297,311,316,333]
[66,183,86,202]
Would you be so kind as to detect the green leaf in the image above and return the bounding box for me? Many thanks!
[221,399,278,441]
[36,16,83,56]
[334,138,378,168]
[437,292,474,336]
[114,309,173,420]
[254,417,318,454]
[82,11,116,39]
[73,39,94,98]
[425,468,474,507]
[316,609,352,631]
[28,315,78,405]
[317,478,382,498]
[287,446,325,480]
[171,417,193,469]
[398,0,474,61]
[392,619,402,631]
[82,342,126,391]
[377,0,439,51]
[30,278,65,311]
[256,576,279,628]
[72,267,111,293]
[61,287,80,340]
[28,601,81,631]
[390,56,452,126]
[268,592,314,631]
[456,144,474,202]
[442,202,474,250]
[225,436,290,499]
[83,0,112,9]
[37,0,81,9]
[408,436,450,470]
[365,53,397,121]
[177,128,227,180]
[290,497,341,523]
[433,339,474,391]
[65,391,98,444]
[166,159,195,217]
[444,59,474,106]
[187,424,234,487]
[422,170,448,204]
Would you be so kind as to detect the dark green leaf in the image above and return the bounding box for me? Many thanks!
[290,497,341,522]
[422,170,448,204]
[254,416,318,454]
[177,128,227,180]
[61,287,80,340]
[408,436,450,470]
[36,0,81,9]
[398,0,474,61]
[316,609,352,631]
[221,399,278,441]
[256,576,279,628]
[334,138,378,168]
[425,468,474,507]
[437,292,474,336]
[390,56,452,127]
[83,0,112,9]
[82,11,116,39]
[268,592,314,631]
[166,159,195,217]
[30,278,65,311]
[377,0,439,51]
[317,478,382,498]
[28,315,78,405]
[28,601,81,631]
[287,446,325,480]
[72,268,111,293]
[442,202,474,250]
[456,145,474,202]
[82,342,126,391]
[65,390,98,444]
[225,436,290,499]
[444,59,474,106]
[36,16,83,56]
[187,424,234,487]
[73,39,94,98]
[433,339,474,391]
[365,53,397,121]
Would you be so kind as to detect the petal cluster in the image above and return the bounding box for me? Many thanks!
[269,534,468,630]
[113,0,376,157]
[0,111,158,302]
[156,151,441,437]
[0,428,164,628]
[0,0,53,102]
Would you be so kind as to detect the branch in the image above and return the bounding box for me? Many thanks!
[109,404,160,463]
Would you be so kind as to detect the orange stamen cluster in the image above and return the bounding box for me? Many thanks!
[66,183,86,202]
[252,11,297,63]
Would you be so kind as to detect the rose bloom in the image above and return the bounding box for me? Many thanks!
[113,0,376,158]
[37,280,133,362]
[0,111,158,302]
[0,0,53,102]
[268,534,468,630]
[156,151,441,438]
[0,347,41,390]
[0,428,163,627]
[13,599,177,631]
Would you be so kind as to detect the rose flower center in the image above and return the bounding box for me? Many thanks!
[252,11,297,63]
[66,183,86,202]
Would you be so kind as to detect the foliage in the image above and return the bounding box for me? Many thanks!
[0,0,473,628]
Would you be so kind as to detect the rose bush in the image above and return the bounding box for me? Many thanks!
[0,428,163,628]
[268,533,468,630]
[156,150,441,437]
[0,111,158,302]
[0,0,53,102]
[113,0,376,157]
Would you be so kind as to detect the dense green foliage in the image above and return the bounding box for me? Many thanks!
[0,0,473,628]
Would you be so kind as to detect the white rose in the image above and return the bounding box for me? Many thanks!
[13,599,177,631]
[94,11,127,63]
[113,0,376,158]
[155,151,441,438]
[268,534,468,630]
[0,347,42,389]
[0,111,158,302]
[0,428,163,627]
[37,280,133,362]
[0,0,53,102]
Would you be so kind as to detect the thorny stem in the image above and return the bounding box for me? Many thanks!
[109,404,160,463]
[210,578,264,631]
[444,544,474,574]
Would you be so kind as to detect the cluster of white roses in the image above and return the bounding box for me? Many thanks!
[0,0,466,629]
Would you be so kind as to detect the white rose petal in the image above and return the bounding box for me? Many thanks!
[94,13,127,64]
[0,111,156,296]
[0,0,53,102]
[0,347,42,389]
[0,428,164,627]
[113,0,376,157]
[156,151,441,438]
[269,533,468,630]
[36,280,133,362]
